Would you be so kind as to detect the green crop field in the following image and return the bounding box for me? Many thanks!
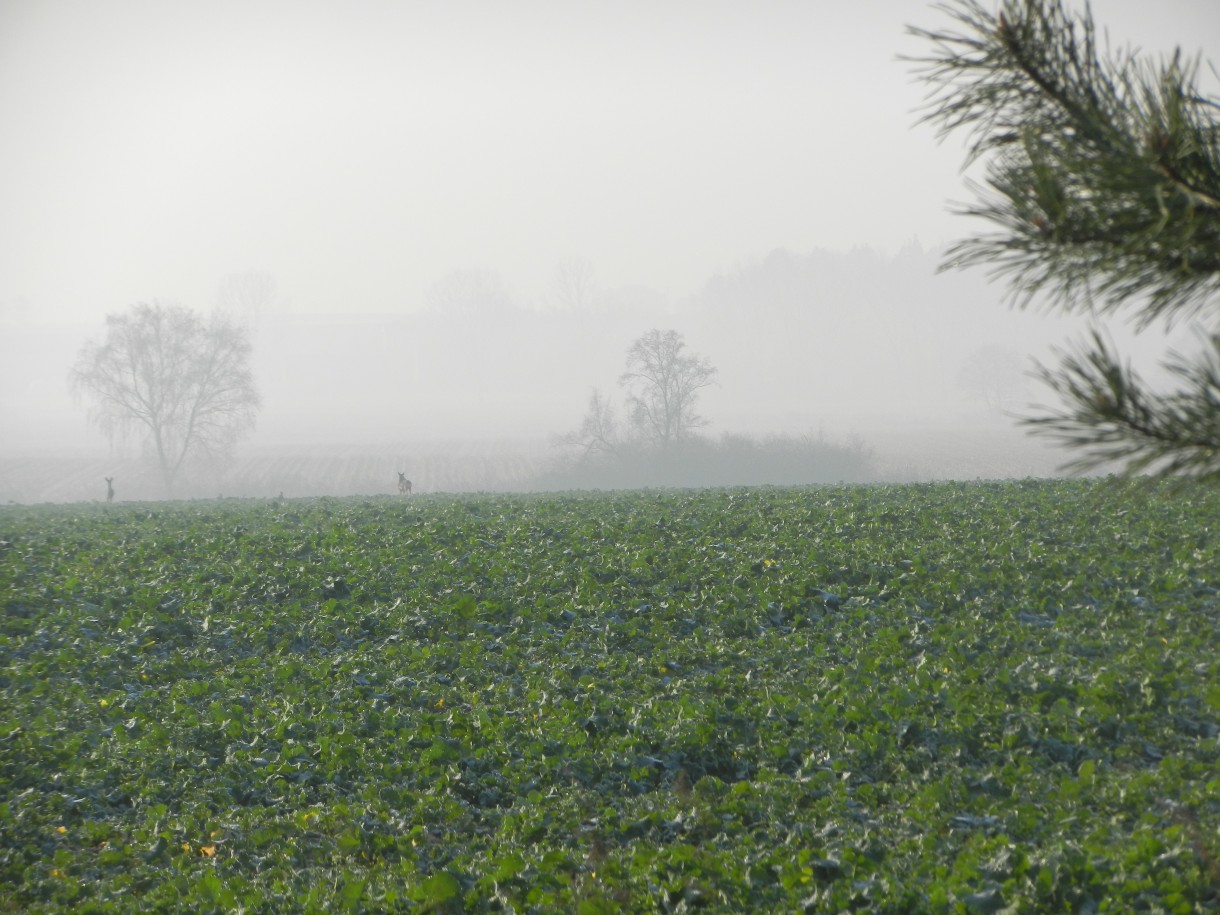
[1,480,1217,912]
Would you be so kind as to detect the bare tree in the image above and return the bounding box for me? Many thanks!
[555,388,621,460]
[620,329,717,449]
[425,268,515,315]
[217,271,277,324]
[551,256,597,311]
[70,302,260,496]
[957,344,1029,413]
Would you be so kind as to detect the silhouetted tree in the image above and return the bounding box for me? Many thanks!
[958,344,1028,413]
[425,268,516,315]
[71,302,260,495]
[551,256,597,311]
[910,0,1220,480]
[217,270,277,324]
[555,388,621,461]
[621,329,717,450]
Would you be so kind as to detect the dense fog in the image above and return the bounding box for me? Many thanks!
[2,243,1206,501]
[1,1,1215,500]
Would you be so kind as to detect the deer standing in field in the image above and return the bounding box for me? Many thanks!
[398,472,413,496]
[105,477,114,503]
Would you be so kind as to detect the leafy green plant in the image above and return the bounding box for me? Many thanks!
[1,480,1217,911]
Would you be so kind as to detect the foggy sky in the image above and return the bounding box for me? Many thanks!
[1,0,1217,478]
[2,0,1215,322]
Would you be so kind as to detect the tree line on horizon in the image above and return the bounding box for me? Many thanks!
[67,0,1218,495]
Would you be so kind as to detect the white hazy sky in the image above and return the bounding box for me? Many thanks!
[1,0,1216,322]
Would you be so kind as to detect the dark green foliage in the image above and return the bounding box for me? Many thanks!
[543,431,878,489]
[910,0,1220,480]
[1025,329,1220,479]
[1,481,1218,911]
[910,0,1220,319]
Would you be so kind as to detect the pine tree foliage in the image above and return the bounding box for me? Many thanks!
[1027,329,1220,479]
[909,0,1220,481]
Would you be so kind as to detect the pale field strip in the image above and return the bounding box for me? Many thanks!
[0,440,551,503]
[0,428,1075,504]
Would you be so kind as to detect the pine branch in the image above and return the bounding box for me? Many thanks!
[909,0,1220,483]
[907,0,1220,326]
[1023,330,1220,481]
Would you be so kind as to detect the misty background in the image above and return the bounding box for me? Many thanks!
[2,0,1216,501]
